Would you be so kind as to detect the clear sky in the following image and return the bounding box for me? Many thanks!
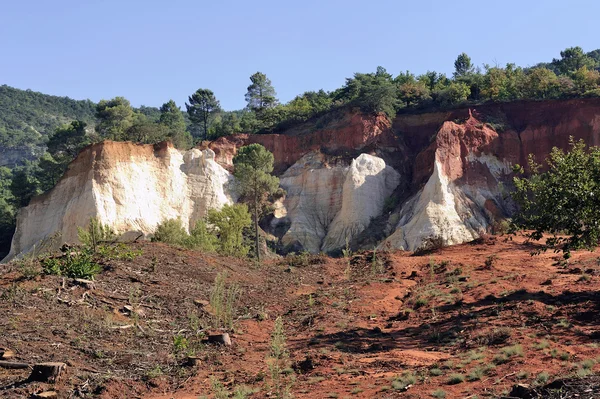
[1,0,598,111]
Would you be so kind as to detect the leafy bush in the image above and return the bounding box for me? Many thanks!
[512,138,600,258]
[41,249,102,279]
[207,204,251,257]
[77,217,116,251]
[152,218,189,246]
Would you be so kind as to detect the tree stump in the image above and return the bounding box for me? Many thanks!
[0,349,15,360]
[29,362,66,383]
[207,333,232,346]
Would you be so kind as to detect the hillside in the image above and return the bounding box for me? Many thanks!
[2,236,600,398]
[0,85,97,167]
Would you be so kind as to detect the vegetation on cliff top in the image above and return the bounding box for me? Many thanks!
[2,46,600,258]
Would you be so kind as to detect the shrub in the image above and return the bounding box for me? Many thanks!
[268,316,294,399]
[186,220,218,251]
[208,204,251,257]
[77,217,116,251]
[535,371,550,385]
[431,389,447,399]
[391,372,416,390]
[447,373,465,384]
[152,218,189,245]
[210,271,240,329]
[41,249,102,279]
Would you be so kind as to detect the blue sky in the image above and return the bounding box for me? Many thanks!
[1,0,598,111]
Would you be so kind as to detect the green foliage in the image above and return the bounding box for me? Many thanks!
[268,316,294,399]
[95,97,135,140]
[159,100,193,149]
[453,53,474,78]
[77,217,116,252]
[0,167,16,258]
[0,85,95,152]
[209,271,240,330]
[245,72,279,113]
[233,144,280,261]
[151,218,189,246]
[337,66,397,118]
[207,204,252,257]
[511,138,600,258]
[41,248,102,279]
[186,89,221,139]
[187,219,218,252]
[152,206,249,256]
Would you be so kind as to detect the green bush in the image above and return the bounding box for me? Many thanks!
[210,271,240,329]
[186,219,218,251]
[152,218,189,245]
[77,217,116,251]
[41,249,102,279]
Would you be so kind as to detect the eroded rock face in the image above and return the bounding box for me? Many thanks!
[276,152,400,253]
[7,99,600,260]
[382,114,516,251]
[3,142,235,262]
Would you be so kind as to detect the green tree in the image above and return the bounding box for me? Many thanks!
[159,100,186,132]
[186,89,221,139]
[35,153,66,191]
[0,167,16,258]
[512,138,600,259]
[338,67,397,118]
[159,100,192,149]
[209,112,243,138]
[245,72,279,113]
[572,66,600,95]
[453,53,474,78]
[522,68,560,99]
[398,81,430,107]
[552,47,598,75]
[95,97,135,140]
[435,82,471,107]
[10,165,39,207]
[207,204,252,257]
[47,120,89,159]
[233,144,280,261]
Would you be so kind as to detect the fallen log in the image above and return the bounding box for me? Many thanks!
[0,360,29,369]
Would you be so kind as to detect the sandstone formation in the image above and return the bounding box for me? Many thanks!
[381,114,517,251]
[3,142,234,261]
[6,99,600,260]
[274,152,399,253]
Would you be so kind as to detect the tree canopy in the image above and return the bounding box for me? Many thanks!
[233,144,281,261]
[511,138,600,259]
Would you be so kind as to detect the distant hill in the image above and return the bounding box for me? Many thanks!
[0,85,162,167]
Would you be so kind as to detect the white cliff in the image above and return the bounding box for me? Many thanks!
[276,152,400,253]
[321,154,400,252]
[380,160,489,251]
[3,141,235,262]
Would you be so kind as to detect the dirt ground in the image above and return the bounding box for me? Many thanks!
[2,234,600,398]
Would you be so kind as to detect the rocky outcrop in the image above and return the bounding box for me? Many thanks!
[3,142,235,262]
[275,152,400,253]
[7,98,600,260]
[382,114,516,251]
[208,109,395,173]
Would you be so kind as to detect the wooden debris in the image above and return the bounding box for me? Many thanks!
[33,391,58,398]
[207,333,232,346]
[73,278,95,289]
[0,348,15,359]
[29,362,66,383]
[0,360,29,369]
